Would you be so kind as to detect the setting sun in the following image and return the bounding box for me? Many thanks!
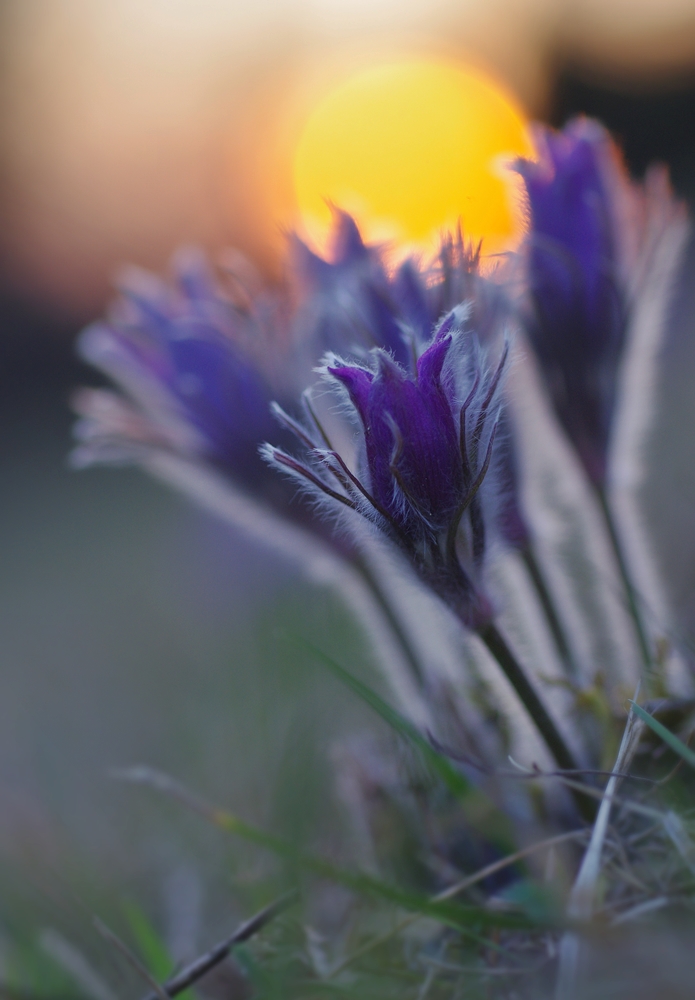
[293,59,534,257]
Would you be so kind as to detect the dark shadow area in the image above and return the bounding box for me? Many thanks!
[0,296,92,467]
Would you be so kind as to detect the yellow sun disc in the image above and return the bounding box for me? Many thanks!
[293,59,534,257]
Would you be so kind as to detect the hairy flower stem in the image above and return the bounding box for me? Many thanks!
[521,544,580,680]
[595,487,653,689]
[480,623,596,822]
[354,559,593,816]
[478,622,579,774]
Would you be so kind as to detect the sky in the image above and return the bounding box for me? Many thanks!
[1,0,694,317]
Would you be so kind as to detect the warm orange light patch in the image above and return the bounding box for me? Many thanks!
[293,59,534,257]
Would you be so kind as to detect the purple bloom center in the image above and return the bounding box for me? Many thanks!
[329,336,463,535]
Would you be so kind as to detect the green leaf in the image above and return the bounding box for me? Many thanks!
[629,701,695,769]
[300,638,471,797]
[122,901,194,1000]
[194,800,531,931]
[11,935,85,996]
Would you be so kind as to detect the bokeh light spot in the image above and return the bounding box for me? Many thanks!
[293,59,534,256]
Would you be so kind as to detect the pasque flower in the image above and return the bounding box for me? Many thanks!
[515,117,690,683]
[74,213,526,555]
[71,210,526,641]
[293,212,529,549]
[72,246,298,498]
[264,314,507,629]
[294,209,509,360]
[514,117,627,486]
[292,209,419,369]
[264,318,581,774]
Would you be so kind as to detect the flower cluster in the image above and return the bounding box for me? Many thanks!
[63,113,695,996]
[292,210,528,551]
[74,209,522,606]
[73,116,688,774]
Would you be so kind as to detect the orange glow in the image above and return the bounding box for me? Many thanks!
[293,59,534,257]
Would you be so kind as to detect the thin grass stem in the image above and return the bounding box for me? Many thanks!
[138,893,297,1000]
[326,828,585,979]
[353,555,427,688]
[595,487,653,686]
[521,543,579,679]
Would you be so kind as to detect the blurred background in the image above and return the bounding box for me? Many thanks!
[1,0,695,979]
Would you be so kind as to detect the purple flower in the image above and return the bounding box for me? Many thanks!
[72,216,524,571]
[292,209,413,368]
[294,212,513,367]
[331,341,463,538]
[293,215,528,549]
[514,118,626,485]
[73,247,294,494]
[263,317,508,627]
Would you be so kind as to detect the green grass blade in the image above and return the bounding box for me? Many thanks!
[122,900,195,996]
[298,638,514,848]
[629,701,695,769]
[298,638,469,797]
[213,803,530,931]
[117,768,529,932]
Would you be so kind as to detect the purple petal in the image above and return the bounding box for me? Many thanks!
[363,351,462,529]
[394,260,432,343]
[327,365,374,425]
[329,208,370,265]
[514,118,627,484]
[416,333,451,387]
